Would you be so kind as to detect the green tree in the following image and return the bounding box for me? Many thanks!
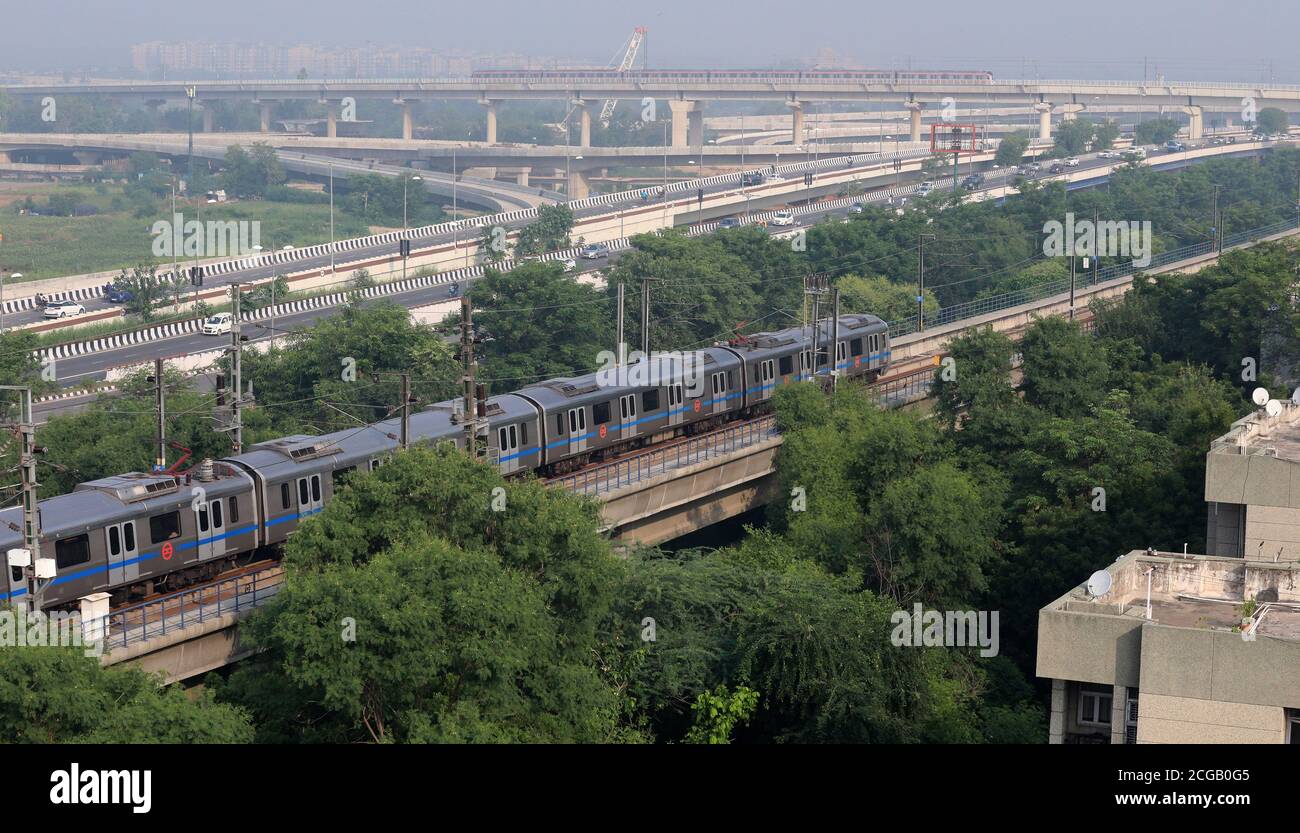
[836,273,938,323]
[515,204,575,256]
[683,685,760,744]
[994,132,1030,167]
[1256,107,1289,135]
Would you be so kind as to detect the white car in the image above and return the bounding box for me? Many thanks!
[766,171,785,182]
[1064,157,1081,167]
[202,312,234,335]
[771,210,795,227]
[43,300,85,319]
[1097,150,1117,159]
[561,258,577,273]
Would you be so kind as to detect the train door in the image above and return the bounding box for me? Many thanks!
[195,498,226,561]
[619,393,638,439]
[667,384,685,426]
[567,407,587,455]
[835,341,847,373]
[757,360,775,401]
[497,423,520,474]
[296,474,323,518]
[799,349,812,381]
[710,371,729,415]
[105,520,139,584]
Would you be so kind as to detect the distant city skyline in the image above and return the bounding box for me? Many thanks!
[3,0,1299,83]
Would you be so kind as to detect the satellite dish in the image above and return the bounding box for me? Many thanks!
[1266,399,1283,417]
[1252,387,1270,407]
[1086,570,1113,598]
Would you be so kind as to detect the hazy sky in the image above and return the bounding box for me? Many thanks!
[5,0,1299,81]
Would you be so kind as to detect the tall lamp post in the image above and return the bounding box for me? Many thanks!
[0,273,21,335]
[402,174,422,279]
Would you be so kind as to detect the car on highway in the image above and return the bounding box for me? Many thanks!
[771,209,795,226]
[43,300,85,319]
[1097,150,1119,159]
[1064,157,1081,167]
[105,285,134,303]
[579,243,609,259]
[1048,163,1065,174]
[766,171,785,182]
[960,173,985,189]
[1165,140,1186,152]
[561,258,577,272]
[446,283,460,298]
[1026,161,1043,171]
[201,312,234,336]
[717,217,742,229]
[848,202,865,214]
[915,183,934,197]
[740,172,765,187]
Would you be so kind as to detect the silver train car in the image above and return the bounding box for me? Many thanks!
[4,315,890,611]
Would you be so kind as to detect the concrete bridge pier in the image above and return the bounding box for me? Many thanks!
[1059,103,1085,122]
[326,105,337,138]
[1034,102,1053,140]
[905,101,924,142]
[668,100,703,148]
[202,105,214,133]
[1182,104,1205,139]
[259,101,272,133]
[399,100,413,140]
[479,99,499,144]
[788,101,805,146]
[567,167,591,199]
[571,99,592,147]
[514,166,531,187]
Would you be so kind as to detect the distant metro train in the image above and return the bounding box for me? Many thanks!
[2,314,890,612]
[469,68,995,84]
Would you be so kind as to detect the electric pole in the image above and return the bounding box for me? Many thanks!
[400,373,411,450]
[640,278,653,356]
[460,295,481,457]
[229,284,243,453]
[917,234,935,332]
[1,386,43,613]
[1069,249,1077,321]
[616,282,625,364]
[1212,184,1224,254]
[154,357,166,472]
[829,287,841,391]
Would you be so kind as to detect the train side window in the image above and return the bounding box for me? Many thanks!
[123,522,135,552]
[498,427,508,450]
[642,389,659,412]
[851,338,863,357]
[198,504,209,534]
[228,497,239,525]
[281,482,292,509]
[508,425,518,450]
[753,363,761,383]
[779,355,793,375]
[311,475,321,503]
[299,479,309,505]
[55,535,90,569]
[594,401,611,424]
[108,526,121,557]
[212,499,223,528]
[728,370,735,389]
[149,511,181,544]
[556,414,565,436]
[519,422,528,445]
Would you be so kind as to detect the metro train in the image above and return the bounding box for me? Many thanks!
[2,314,891,611]
[470,68,995,84]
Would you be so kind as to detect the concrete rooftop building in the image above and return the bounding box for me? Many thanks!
[1205,401,1300,562]
[1037,549,1300,744]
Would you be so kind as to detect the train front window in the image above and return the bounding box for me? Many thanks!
[150,511,181,544]
[55,534,91,569]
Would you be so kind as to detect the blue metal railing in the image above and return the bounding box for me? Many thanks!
[92,565,283,651]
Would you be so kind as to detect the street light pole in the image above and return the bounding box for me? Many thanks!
[329,162,335,276]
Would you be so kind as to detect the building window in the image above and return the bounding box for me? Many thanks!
[149,511,181,545]
[1078,684,1113,727]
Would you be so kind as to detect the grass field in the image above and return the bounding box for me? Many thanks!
[0,182,374,282]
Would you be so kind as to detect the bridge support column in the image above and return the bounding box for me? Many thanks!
[1060,103,1085,122]
[515,166,531,187]
[202,106,214,133]
[567,168,591,199]
[479,99,498,144]
[326,106,337,138]
[668,100,703,148]
[401,102,413,140]
[905,101,923,143]
[1034,102,1053,141]
[1182,105,1204,139]
[572,99,592,147]
[788,101,805,146]
[259,102,272,133]
[0,151,10,164]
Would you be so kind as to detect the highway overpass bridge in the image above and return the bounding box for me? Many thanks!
[5,76,1300,147]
